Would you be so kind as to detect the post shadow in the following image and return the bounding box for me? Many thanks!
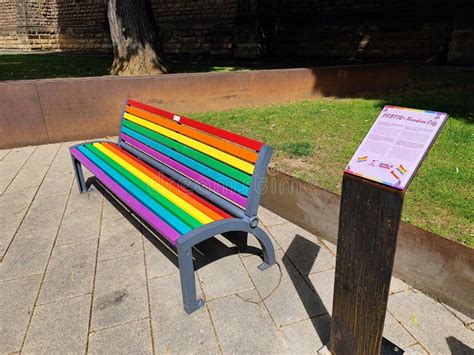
[282,234,331,344]
[446,336,473,355]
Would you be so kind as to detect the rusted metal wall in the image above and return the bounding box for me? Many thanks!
[261,168,474,318]
[0,63,408,149]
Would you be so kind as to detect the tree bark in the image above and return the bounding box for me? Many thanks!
[107,0,168,76]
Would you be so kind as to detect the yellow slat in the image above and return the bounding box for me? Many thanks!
[124,112,255,175]
[93,143,214,224]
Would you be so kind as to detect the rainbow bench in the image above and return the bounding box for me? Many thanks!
[70,99,276,314]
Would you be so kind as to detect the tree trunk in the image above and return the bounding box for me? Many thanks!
[107,0,168,76]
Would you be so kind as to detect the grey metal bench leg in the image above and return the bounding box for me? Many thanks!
[252,227,276,271]
[177,245,205,314]
[71,156,88,193]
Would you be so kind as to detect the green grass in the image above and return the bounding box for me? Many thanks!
[0,54,112,80]
[0,53,317,81]
[190,66,474,247]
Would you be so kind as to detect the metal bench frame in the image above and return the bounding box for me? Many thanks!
[70,100,276,314]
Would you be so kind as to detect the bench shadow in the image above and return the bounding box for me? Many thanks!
[89,178,265,271]
[282,234,331,345]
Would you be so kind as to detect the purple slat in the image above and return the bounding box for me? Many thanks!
[71,147,181,245]
[120,133,247,207]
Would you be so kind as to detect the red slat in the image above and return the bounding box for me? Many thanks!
[127,99,263,151]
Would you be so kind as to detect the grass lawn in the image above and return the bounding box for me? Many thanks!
[190,66,474,247]
[0,53,112,80]
[0,52,330,81]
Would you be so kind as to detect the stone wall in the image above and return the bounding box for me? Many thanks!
[0,0,111,52]
[151,0,237,57]
[0,0,22,49]
[0,0,472,64]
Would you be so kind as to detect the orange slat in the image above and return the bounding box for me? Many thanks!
[126,105,259,164]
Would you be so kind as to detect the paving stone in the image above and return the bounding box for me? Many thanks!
[207,289,288,354]
[0,227,58,281]
[148,273,217,354]
[404,343,429,354]
[383,312,418,349]
[258,207,289,227]
[88,318,153,355]
[98,201,143,261]
[2,192,69,273]
[143,234,178,279]
[320,239,337,255]
[37,239,98,305]
[0,145,35,194]
[22,294,91,354]
[243,251,327,326]
[194,347,221,355]
[0,274,42,353]
[275,228,335,275]
[280,314,331,353]
[197,252,254,300]
[388,290,474,354]
[442,303,474,326]
[0,148,11,161]
[266,224,335,276]
[0,186,37,257]
[267,222,318,249]
[5,143,61,194]
[92,253,148,331]
[17,193,69,234]
[389,277,412,294]
[36,143,75,199]
[56,189,102,245]
[306,269,335,315]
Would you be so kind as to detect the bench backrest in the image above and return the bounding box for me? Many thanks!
[117,99,272,219]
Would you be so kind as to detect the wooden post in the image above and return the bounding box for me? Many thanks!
[329,173,405,354]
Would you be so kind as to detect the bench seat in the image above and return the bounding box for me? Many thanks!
[71,141,233,245]
[70,99,276,314]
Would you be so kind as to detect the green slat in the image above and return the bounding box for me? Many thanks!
[85,144,202,229]
[123,119,252,186]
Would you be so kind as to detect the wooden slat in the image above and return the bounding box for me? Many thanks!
[93,143,212,226]
[121,133,247,207]
[126,105,259,163]
[127,99,263,151]
[103,142,230,221]
[124,112,255,175]
[85,144,202,229]
[77,145,193,235]
[71,147,182,244]
[122,123,251,193]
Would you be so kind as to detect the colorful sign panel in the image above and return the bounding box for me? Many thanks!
[345,105,448,190]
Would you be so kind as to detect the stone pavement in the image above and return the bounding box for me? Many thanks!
[1,142,473,354]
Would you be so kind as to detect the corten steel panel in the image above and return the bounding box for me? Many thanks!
[4,63,407,147]
[261,168,474,318]
[395,222,474,318]
[0,82,48,149]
